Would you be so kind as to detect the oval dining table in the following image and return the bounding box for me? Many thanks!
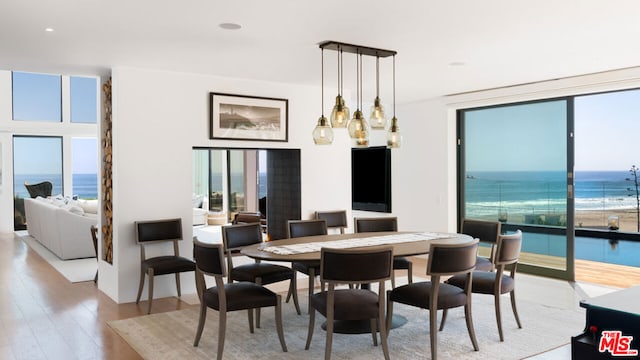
[240,230,474,334]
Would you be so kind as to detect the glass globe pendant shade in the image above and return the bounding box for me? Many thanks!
[348,109,369,147]
[386,116,402,148]
[330,95,350,128]
[369,96,387,129]
[312,115,333,145]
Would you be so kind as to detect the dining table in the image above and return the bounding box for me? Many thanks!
[240,230,474,334]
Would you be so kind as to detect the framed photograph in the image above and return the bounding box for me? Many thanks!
[210,92,288,142]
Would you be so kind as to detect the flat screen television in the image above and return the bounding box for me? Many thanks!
[351,146,391,213]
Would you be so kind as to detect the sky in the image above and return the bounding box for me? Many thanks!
[465,88,640,172]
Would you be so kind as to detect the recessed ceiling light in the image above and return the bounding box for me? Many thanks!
[449,61,466,67]
[219,23,241,30]
[45,27,54,32]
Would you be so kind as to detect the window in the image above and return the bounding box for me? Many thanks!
[72,138,98,199]
[13,136,63,230]
[12,72,62,122]
[70,76,98,123]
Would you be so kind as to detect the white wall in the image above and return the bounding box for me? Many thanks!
[106,67,361,302]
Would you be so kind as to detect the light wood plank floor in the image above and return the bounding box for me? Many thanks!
[3,231,639,359]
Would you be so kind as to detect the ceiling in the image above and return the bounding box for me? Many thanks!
[2,0,640,103]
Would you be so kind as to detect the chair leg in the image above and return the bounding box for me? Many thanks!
[135,268,145,304]
[289,275,301,315]
[407,263,413,284]
[146,268,154,314]
[429,306,438,360]
[275,295,288,352]
[325,306,334,360]
[248,308,254,333]
[193,301,208,346]
[255,278,262,328]
[175,273,182,297]
[307,268,316,314]
[379,302,391,360]
[510,290,522,329]
[305,306,316,350]
[285,268,296,303]
[385,292,394,333]
[391,270,396,289]
[370,319,378,346]
[217,309,227,360]
[439,309,448,331]
[495,294,504,341]
[464,303,479,351]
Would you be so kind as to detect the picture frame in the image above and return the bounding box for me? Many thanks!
[210,92,288,142]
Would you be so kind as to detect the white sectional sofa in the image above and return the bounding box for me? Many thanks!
[24,197,98,260]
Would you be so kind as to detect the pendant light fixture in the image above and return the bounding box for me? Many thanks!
[329,50,350,128]
[313,41,400,148]
[369,56,387,129]
[347,52,369,147]
[387,54,402,148]
[312,48,333,145]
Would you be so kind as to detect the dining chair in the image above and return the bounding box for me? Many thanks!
[460,218,502,271]
[222,222,301,328]
[134,218,196,314]
[90,225,99,283]
[286,219,328,312]
[386,239,480,360]
[305,246,393,360]
[192,237,287,360]
[354,217,412,288]
[315,210,348,234]
[444,230,523,341]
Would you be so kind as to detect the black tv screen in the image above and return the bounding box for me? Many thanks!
[351,146,391,213]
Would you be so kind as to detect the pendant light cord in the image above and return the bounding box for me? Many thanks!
[321,48,324,116]
[376,56,380,98]
[393,54,396,116]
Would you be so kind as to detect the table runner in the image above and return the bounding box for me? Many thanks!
[260,232,452,255]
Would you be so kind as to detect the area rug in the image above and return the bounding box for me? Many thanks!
[109,292,585,360]
[18,231,97,283]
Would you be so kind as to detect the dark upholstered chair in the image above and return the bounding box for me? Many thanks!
[134,218,196,314]
[386,240,480,360]
[287,219,328,312]
[460,218,502,271]
[445,230,523,341]
[90,225,99,283]
[354,217,412,288]
[24,181,53,198]
[222,223,300,327]
[305,246,393,360]
[192,237,287,360]
[315,210,348,234]
[232,212,262,225]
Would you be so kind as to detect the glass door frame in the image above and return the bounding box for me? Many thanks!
[456,97,576,281]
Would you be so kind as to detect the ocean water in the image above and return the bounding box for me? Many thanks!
[14,173,98,199]
[465,170,637,217]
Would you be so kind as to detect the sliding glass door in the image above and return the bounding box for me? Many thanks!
[458,99,574,279]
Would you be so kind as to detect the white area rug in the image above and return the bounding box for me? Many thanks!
[18,231,97,283]
[109,291,585,360]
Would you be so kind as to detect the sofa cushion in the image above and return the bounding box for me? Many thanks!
[77,199,98,214]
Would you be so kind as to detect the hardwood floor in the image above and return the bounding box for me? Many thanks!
[3,231,638,359]
[0,232,196,360]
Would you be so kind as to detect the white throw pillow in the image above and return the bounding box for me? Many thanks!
[78,199,99,214]
[63,204,85,216]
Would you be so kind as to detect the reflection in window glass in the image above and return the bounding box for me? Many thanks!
[228,150,245,214]
[70,76,98,123]
[209,150,224,212]
[12,72,62,122]
[72,138,98,199]
[13,136,63,230]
